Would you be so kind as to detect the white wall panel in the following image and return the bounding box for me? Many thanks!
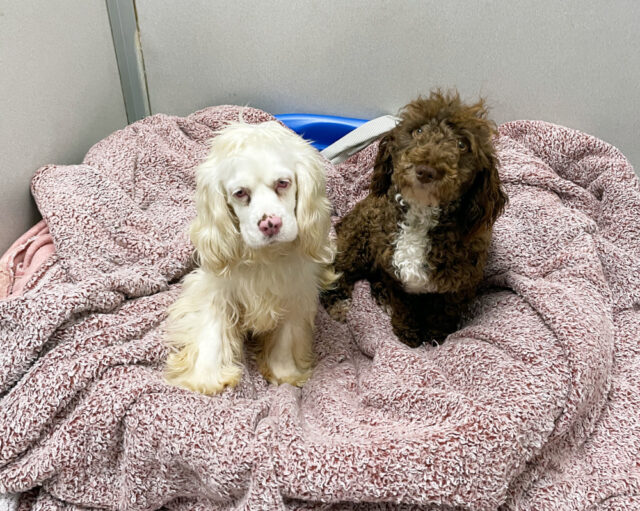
[136,0,639,171]
[0,0,127,253]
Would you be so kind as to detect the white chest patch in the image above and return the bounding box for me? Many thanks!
[392,202,440,293]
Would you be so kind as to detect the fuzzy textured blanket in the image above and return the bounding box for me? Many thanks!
[1,106,639,510]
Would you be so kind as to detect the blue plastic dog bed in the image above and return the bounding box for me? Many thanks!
[275,114,367,150]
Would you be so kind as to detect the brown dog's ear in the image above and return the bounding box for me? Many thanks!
[370,133,395,196]
[461,149,507,238]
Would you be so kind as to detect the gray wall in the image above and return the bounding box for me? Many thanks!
[136,0,639,172]
[0,0,126,253]
[1,0,639,254]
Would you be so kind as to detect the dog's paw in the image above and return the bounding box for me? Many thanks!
[276,368,312,387]
[263,366,312,388]
[166,366,243,395]
[165,351,243,395]
[258,355,313,388]
[324,298,352,323]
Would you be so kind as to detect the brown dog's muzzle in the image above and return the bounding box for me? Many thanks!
[414,164,444,184]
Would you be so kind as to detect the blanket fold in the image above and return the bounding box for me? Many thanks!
[1,108,639,510]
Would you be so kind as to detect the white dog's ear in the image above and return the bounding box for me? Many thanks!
[295,151,334,266]
[190,166,241,275]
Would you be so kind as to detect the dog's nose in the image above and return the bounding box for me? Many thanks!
[415,165,442,183]
[258,215,282,237]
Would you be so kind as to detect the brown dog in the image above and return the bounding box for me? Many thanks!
[323,90,507,346]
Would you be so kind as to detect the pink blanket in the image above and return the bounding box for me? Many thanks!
[0,221,54,299]
[1,106,639,510]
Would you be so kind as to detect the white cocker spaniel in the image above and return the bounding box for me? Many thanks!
[165,121,336,394]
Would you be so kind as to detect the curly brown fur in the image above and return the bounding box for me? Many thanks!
[323,90,507,346]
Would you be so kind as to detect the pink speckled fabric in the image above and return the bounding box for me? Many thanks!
[0,221,54,299]
[1,107,639,510]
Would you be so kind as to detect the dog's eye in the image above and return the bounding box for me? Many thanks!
[457,139,469,152]
[233,188,249,199]
[276,179,290,191]
[412,127,423,138]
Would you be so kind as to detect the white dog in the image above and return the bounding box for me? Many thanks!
[165,121,336,394]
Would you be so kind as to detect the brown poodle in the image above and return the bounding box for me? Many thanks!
[323,90,507,346]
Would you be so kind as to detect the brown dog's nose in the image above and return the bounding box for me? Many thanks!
[415,165,442,183]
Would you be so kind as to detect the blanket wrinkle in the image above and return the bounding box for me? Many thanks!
[1,107,640,510]
[0,221,55,300]
[338,284,560,508]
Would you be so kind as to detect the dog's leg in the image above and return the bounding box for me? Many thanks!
[386,290,457,347]
[321,273,357,322]
[165,272,243,395]
[381,285,434,347]
[257,313,315,387]
[388,295,427,348]
[165,315,243,395]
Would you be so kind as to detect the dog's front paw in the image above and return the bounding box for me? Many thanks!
[165,350,243,395]
[278,369,312,387]
[258,353,313,388]
[320,284,354,323]
[263,365,312,388]
[323,298,352,323]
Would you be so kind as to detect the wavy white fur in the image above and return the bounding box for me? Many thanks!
[165,121,336,394]
[392,199,440,294]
